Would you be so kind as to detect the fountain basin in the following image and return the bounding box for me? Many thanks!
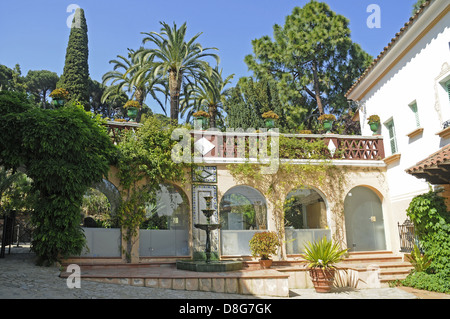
[176,260,243,272]
[194,224,221,231]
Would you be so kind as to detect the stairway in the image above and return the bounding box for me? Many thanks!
[341,251,414,287]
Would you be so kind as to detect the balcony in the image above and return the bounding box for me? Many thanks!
[106,121,385,165]
[190,130,385,165]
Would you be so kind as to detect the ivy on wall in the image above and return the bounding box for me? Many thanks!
[115,115,193,262]
[227,159,349,259]
[0,91,116,265]
[407,189,450,280]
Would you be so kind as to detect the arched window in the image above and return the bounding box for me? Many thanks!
[80,179,122,257]
[219,186,267,256]
[139,183,190,257]
[219,185,267,230]
[284,187,330,255]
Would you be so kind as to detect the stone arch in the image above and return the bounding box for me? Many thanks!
[139,182,190,257]
[283,186,332,255]
[219,185,268,256]
[82,179,122,228]
[219,185,268,230]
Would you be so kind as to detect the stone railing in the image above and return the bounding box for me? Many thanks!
[191,130,385,162]
[105,122,385,162]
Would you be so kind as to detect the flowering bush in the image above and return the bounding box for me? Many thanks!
[123,100,140,109]
[262,111,279,120]
[249,231,279,260]
[49,88,69,100]
[367,115,380,124]
[193,110,209,118]
[318,114,336,122]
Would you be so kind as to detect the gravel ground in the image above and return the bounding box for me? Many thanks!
[0,251,424,300]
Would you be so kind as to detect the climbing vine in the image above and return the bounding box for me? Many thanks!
[227,150,350,259]
[0,91,116,265]
[115,115,193,262]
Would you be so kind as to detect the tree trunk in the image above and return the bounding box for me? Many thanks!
[135,88,145,123]
[169,70,182,124]
[209,105,217,128]
[312,60,324,115]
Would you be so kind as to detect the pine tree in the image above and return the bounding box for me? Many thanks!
[58,8,90,110]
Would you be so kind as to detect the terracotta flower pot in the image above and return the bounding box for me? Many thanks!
[309,268,336,293]
[259,259,272,269]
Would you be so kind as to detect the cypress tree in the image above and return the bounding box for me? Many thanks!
[58,8,90,110]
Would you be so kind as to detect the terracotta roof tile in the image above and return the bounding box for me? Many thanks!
[345,0,433,98]
[406,143,450,174]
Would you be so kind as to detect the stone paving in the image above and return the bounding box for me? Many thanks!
[0,250,432,300]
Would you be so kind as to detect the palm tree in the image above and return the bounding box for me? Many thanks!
[102,49,166,119]
[136,21,220,124]
[181,67,234,128]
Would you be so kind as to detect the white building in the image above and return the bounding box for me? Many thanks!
[346,0,450,224]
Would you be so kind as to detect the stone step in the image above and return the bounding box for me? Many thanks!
[343,251,403,264]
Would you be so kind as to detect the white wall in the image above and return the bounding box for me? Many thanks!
[359,10,450,222]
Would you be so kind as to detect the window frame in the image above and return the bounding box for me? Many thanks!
[384,118,398,155]
[409,101,421,128]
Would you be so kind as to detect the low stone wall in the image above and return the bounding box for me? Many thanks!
[84,272,290,297]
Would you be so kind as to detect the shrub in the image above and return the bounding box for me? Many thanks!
[318,114,336,122]
[402,272,450,294]
[367,115,380,124]
[249,231,279,260]
[262,111,279,120]
[406,189,450,278]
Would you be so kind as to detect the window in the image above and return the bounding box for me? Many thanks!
[409,102,420,128]
[446,80,450,103]
[385,119,398,154]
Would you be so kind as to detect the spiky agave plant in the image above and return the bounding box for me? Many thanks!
[409,244,432,273]
[302,236,348,269]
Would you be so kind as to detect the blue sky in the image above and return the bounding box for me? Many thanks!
[0,0,418,113]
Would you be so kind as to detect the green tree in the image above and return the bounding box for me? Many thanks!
[89,79,128,118]
[58,8,90,109]
[0,64,13,91]
[245,1,372,128]
[181,66,234,128]
[137,21,220,124]
[0,64,27,93]
[102,49,160,121]
[0,91,116,265]
[224,77,286,130]
[116,115,191,261]
[24,70,59,108]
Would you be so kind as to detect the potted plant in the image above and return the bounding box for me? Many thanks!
[49,88,69,107]
[318,114,336,134]
[368,115,380,135]
[262,111,279,129]
[302,236,348,293]
[123,100,140,121]
[249,231,279,269]
[193,110,210,129]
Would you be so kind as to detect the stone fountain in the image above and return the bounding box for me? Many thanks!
[176,196,243,272]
